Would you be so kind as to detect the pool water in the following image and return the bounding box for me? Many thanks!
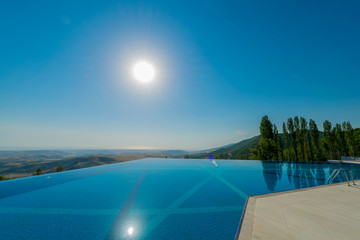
[1,158,359,240]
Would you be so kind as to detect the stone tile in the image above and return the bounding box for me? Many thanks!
[238,180,360,240]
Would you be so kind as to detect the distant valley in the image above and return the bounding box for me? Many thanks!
[0,150,187,179]
[0,142,242,179]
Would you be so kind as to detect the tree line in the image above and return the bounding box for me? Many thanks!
[251,115,359,161]
[32,165,64,176]
[0,165,65,181]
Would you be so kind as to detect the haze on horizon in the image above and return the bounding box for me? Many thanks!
[1,0,360,150]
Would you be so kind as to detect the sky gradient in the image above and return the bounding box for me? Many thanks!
[1,0,360,150]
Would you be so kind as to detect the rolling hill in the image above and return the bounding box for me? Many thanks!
[209,135,260,158]
[0,153,165,178]
[195,130,328,160]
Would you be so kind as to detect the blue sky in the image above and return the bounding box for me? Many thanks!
[1,0,360,150]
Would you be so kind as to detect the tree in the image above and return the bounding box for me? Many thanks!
[299,117,307,161]
[55,165,64,172]
[287,117,298,160]
[323,120,335,160]
[33,168,43,176]
[274,124,283,160]
[309,119,321,161]
[306,130,313,161]
[184,154,190,159]
[343,121,356,159]
[282,122,291,160]
[249,148,259,160]
[258,116,277,160]
[334,123,346,160]
[260,115,274,139]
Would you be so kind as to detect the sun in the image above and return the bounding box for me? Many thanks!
[133,61,155,83]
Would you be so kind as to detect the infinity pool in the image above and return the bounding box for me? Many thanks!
[1,158,359,240]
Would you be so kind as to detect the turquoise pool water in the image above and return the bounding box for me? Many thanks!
[1,158,359,240]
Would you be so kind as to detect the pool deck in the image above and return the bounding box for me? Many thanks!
[328,160,360,164]
[238,180,360,240]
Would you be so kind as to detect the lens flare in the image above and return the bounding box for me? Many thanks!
[208,155,218,167]
[128,227,134,236]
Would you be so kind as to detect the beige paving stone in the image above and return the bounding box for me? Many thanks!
[238,181,360,240]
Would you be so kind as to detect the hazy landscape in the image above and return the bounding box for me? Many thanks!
[0,144,231,179]
[2,115,359,180]
[0,150,179,178]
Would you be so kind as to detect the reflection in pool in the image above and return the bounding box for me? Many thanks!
[1,158,359,240]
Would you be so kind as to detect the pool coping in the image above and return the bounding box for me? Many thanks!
[236,181,350,240]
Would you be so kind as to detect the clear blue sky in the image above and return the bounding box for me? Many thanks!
[1,0,360,150]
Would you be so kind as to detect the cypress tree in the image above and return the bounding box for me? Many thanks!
[306,130,313,161]
[287,117,297,160]
[334,123,346,160]
[343,121,356,159]
[299,117,307,161]
[294,116,302,160]
[258,116,276,160]
[309,119,320,161]
[323,120,335,160]
[282,122,290,160]
[273,124,283,160]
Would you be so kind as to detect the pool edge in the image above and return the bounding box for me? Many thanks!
[236,181,351,240]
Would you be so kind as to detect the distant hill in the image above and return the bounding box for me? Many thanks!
[0,148,192,179]
[193,131,327,159]
[189,136,259,159]
[38,155,129,171]
[0,149,188,159]
[0,153,165,178]
[161,150,188,157]
[0,150,73,160]
[208,135,260,158]
[189,143,235,154]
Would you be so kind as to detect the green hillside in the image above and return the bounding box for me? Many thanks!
[198,131,327,160]
[0,156,128,177]
[210,135,260,158]
[0,152,165,179]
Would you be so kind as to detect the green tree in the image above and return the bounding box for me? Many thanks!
[55,165,64,172]
[343,121,356,159]
[323,120,335,160]
[282,122,291,160]
[299,117,307,161]
[306,128,314,161]
[309,119,321,161]
[184,154,190,159]
[287,117,298,160]
[258,116,277,160]
[250,148,260,160]
[260,115,274,139]
[33,168,43,176]
[274,124,283,160]
[334,123,346,160]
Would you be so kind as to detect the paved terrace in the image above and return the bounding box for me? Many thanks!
[328,160,360,165]
[238,180,360,240]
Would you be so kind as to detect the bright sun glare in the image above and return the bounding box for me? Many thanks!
[133,61,155,83]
